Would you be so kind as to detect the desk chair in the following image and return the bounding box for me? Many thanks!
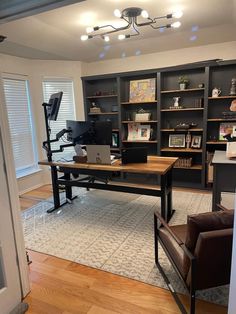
[154,207,234,314]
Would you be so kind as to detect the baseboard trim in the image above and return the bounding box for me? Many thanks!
[19,183,44,196]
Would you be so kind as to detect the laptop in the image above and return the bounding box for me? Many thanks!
[86,145,116,165]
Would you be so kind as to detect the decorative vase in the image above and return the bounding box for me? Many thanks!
[179,83,186,90]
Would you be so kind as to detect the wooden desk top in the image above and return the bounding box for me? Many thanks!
[39,156,178,175]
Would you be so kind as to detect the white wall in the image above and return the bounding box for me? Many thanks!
[0,54,84,193]
[81,41,236,76]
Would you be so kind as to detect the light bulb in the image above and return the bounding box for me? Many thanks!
[171,21,181,28]
[114,9,122,18]
[81,34,89,41]
[104,35,110,42]
[172,11,183,19]
[86,26,94,34]
[118,34,126,40]
[141,10,149,18]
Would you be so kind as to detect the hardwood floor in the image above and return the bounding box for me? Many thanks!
[21,185,226,314]
[19,184,53,211]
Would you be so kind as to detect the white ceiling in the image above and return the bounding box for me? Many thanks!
[0,0,235,62]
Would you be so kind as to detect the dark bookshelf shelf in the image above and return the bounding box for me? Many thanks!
[121,100,157,105]
[87,95,117,99]
[88,112,118,116]
[207,118,236,122]
[122,120,157,123]
[161,148,202,153]
[161,128,203,132]
[161,88,204,94]
[206,141,227,145]
[161,108,204,112]
[122,140,157,144]
[208,96,236,99]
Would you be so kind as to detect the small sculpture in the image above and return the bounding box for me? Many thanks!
[186,131,191,149]
[229,78,236,96]
[173,97,180,107]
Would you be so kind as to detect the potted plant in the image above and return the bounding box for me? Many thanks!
[178,76,189,90]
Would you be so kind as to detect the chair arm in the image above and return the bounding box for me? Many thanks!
[216,203,233,211]
[154,211,183,246]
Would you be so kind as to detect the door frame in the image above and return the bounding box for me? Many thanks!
[0,75,30,297]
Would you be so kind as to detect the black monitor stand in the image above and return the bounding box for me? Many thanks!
[42,102,73,162]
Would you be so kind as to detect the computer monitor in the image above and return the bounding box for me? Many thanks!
[46,91,63,121]
[93,121,112,146]
[66,120,112,145]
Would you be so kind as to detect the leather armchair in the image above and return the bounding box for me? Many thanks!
[154,208,234,314]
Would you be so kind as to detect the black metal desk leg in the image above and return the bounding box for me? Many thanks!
[167,169,173,221]
[160,174,168,221]
[48,166,60,213]
[212,165,221,211]
[64,172,72,200]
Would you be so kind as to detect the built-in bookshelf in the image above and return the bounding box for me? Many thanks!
[82,59,236,188]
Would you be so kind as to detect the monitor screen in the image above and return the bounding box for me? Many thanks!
[66,120,112,145]
[47,91,63,121]
[93,121,112,145]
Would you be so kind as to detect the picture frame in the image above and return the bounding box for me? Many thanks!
[219,122,236,141]
[127,123,151,141]
[137,124,151,141]
[169,134,186,148]
[129,78,156,102]
[112,131,119,148]
[191,135,202,148]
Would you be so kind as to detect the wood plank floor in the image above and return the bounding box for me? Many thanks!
[21,185,227,314]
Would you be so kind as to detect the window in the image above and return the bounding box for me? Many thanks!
[42,79,76,159]
[3,76,38,178]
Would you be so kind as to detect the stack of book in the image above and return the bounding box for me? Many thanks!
[174,157,192,168]
[222,111,236,119]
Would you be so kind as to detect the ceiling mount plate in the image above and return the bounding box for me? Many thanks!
[122,7,142,18]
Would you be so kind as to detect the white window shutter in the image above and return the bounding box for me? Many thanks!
[3,77,38,178]
[42,79,76,159]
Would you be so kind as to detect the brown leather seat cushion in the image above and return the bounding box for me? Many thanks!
[159,224,189,278]
[185,210,234,253]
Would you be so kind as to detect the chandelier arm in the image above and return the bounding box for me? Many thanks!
[132,20,140,35]
[153,15,169,22]
[91,22,132,38]
[150,23,171,30]
[135,20,153,27]
[96,24,121,31]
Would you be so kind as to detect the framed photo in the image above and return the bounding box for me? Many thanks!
[112,131,119,148]
[191,135,201,148]
[219,123,236,140]
[137,124,151,141]
[169,134,186,148]
[129,78,156,102]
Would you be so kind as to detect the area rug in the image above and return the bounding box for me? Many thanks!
[21,189,232,306]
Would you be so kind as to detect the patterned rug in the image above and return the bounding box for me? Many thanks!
[21,189,232,306]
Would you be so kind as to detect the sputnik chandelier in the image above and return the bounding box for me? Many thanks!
[81,7,183,42]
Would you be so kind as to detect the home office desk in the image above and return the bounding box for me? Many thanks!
[39,156,177,221]
[212,150,236,211]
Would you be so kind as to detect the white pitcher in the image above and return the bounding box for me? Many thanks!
[212,87,221,97]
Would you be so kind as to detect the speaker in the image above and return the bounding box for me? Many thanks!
[121,147,147,164]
